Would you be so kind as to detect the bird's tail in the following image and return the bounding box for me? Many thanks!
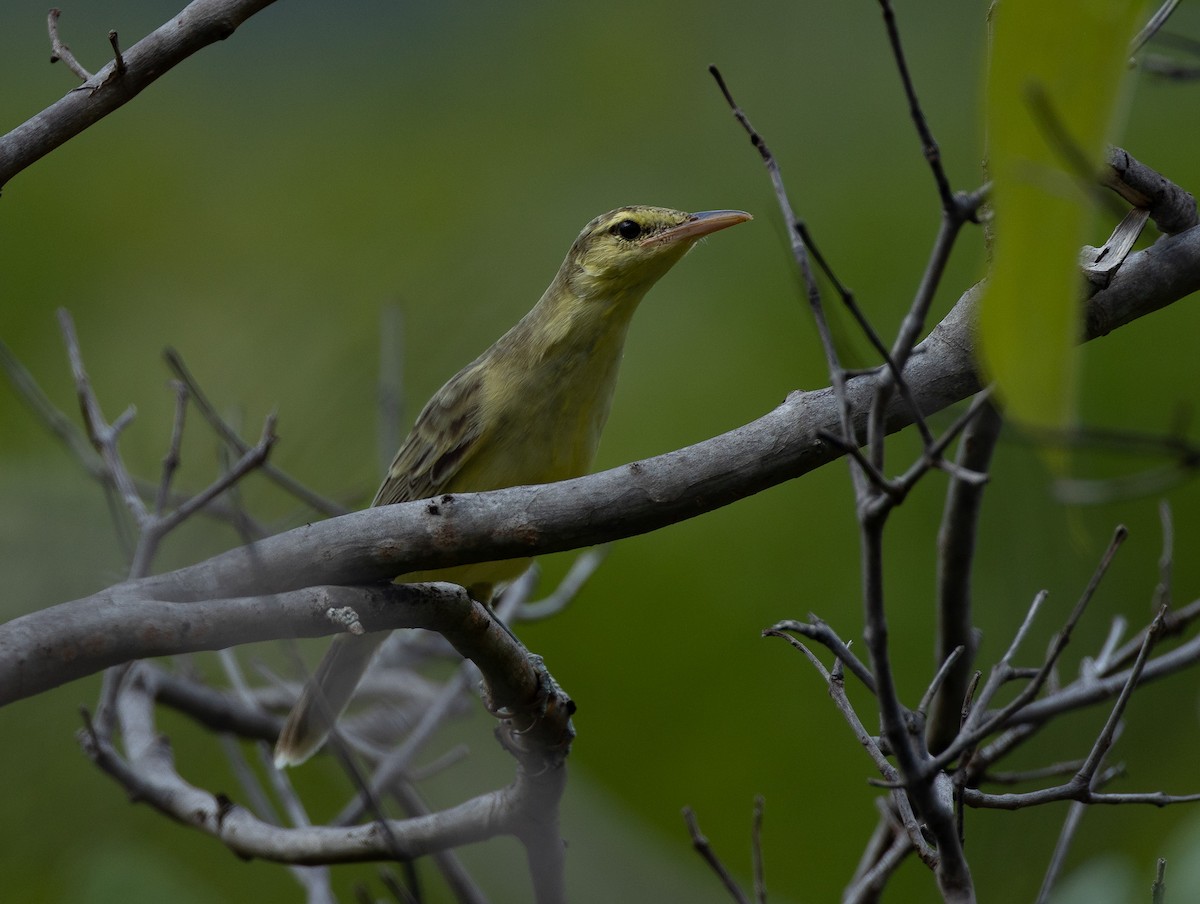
[273,631,389,768]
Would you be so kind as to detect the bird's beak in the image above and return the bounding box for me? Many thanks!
[640,209,753,247]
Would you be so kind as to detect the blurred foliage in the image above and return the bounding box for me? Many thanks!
[3,1,1200,902]
[980,0,1143,435]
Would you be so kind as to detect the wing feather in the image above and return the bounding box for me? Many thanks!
[371,361,488,507]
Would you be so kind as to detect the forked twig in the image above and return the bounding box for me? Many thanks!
[682,807,751,904]
[164,348,350,517]
[47,9,93,81]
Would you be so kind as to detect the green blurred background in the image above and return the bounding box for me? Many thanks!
[4,1,1200,901]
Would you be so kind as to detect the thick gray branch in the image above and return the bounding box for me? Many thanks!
[83,666,552,865]
[0,0,277,191]
[3,224,1200,704]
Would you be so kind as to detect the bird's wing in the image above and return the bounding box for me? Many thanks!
[371,361,489,507]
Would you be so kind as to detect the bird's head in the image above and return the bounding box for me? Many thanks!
[562,206,751,303]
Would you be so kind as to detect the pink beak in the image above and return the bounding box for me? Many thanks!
[640,209,753,247]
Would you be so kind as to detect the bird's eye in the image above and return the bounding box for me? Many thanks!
[611,219,642,241]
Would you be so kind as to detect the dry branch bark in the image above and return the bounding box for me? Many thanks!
[0,0,278,191]
[3,222,1200,704]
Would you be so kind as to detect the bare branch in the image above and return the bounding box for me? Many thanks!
[708,64,859,472]
[4,196,1200,712]
[751,796,766,904]
[2,0,281,191]
[918,645,965,718]
[58,309,147,529]
[1035,801,1087,904]
[131,411,277,577]
[770,631,936,869]
[981,759,1086,786]
[1130,0,1182,56]
[1152,859,1167,904]
[936,528,1128,774]
[1104,146,1197,235]
[107,30,126,77]
[929,400,1002,752]
[2,582,466,704]
[334,667,473,826]
[516,547,609,622]
[154,381,189,516]
[81,679,530,863]
[766,618,875,692]
[378,782,490,904]
[964,608,1200,812]
[153,664,281,742]
[682,807,751,904]
[80,593,573,887]
[0,337,260,528]
[164,348,350,517]
[214,650,336,902]
[1101,596,1200,677]
[1155,500,1174,611]
[874,0,956,213]
[842,819,914,904]
[47,9,93,81]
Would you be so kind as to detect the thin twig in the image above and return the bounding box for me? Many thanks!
[855,500,974,898]
[815,431,900,499]
[212,651,336,902]
[1035,801,1087,904]
[709,65,858,463]
[892,390,996,499]
[842,826,915,904]
[384,781,490,904]
[58,309,147,527]
[770,631,935,866]
[1154,500,1173,611]
[1075,608,1165,785]
[963,607,1200,812]
[377,867,419,904]
[918,646,965,718]
[107,30,126,76]
[1130,0,1182,56]
[164,348,350,517]
[848,809,897,890]
[0,337,262,529]
[682,807,751,904]
[5,0,282,191]
[766,618,875,693]
[335,666,474,826]
[794,220,938,448]
[936,528,1128,774]
[981,759,1087,786]
[47,9,93,80]
[1152,859,1167,904]
[929,400,1001,753]
[875,0,955,212]
[751,795,766,904]
[1089,616,1129,676]
[1103,597,1200,676]
[517,547,610,621]
[154,380,189,516]
[129,412,277,578]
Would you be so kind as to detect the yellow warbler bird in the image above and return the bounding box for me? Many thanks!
[274,205,751,767]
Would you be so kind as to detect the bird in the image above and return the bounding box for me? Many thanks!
[273,205,752,767]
